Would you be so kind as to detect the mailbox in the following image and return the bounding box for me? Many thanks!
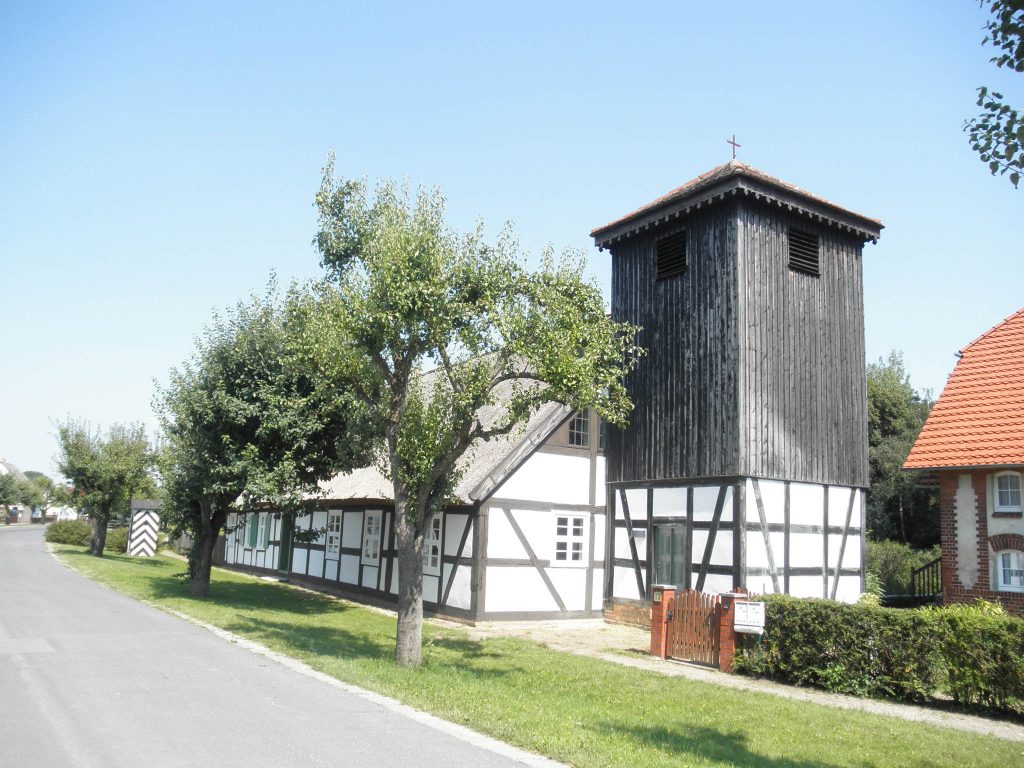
[733,601,765,635]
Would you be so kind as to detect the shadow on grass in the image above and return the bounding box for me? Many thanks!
[592,722,853,768]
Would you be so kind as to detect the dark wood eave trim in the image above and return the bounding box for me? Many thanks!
[592,176,882,249]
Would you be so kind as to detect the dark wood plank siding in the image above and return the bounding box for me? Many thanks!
[736,199,868,487]
[608,203,741,483]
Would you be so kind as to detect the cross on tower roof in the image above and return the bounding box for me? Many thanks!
[727,134,741,160]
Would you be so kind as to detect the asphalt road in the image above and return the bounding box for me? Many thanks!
[0,527,553,768]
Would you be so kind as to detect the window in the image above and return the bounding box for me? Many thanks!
[655,230,687,280]
[422,514,442,575]
[997,551,1024,592]
[994,472,1023,513]
[568,410,590,448]
[553,514,586,566]
[361,510,382,566]
[788,228,820,277]
[256,513,268,551]
[326,512,342,559]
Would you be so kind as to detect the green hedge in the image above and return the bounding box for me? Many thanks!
[734,595,1024,712]
[45,519,92,546]
[865,540,940,596]
[105,527,129,553]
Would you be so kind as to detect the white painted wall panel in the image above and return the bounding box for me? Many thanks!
[623,488,647,519]
[511,508,554,561]
[711,529,733,565]
[842,535,863,569]
[486,566,560,612]
[446,564,472,609]
[788,575,824,599]
[691,486,732,522]
[444,514,470,557]
[339,554,359,584]
[746,572,781,596]
[827,486,856,527]
[789,533,824,568]
[267,544,278,570]
[311,510,328,538]
[342,511,363,548]
[547,568,587,611]
[485,508,528,559]
[594,456,606,507]
[324,558,339,582]
[744,530,785,571]
[591,570,605,610]
[652,486,687,517]
[423,574,440,604]
[291,548,308,575]
[296,512,311,529]
[308,549,325,578]
[361,565,379,589]
[789,483,824,526]
[702,574,733,594]
[492,452,591,506]
[614,527,642,561]
[833,575,861,604]
[749,479,787,524]
[613,566,642,600]
[592,512,606,558]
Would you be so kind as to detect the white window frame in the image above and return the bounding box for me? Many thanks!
[423,514,442,576]
[568,410,590,448]
[326,511,342,560]
[994,471,1023,513]
[552,512,587,567]
[996,550,1024,592]
[361,509,383,567]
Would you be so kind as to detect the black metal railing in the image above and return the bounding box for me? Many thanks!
[910,556,942,599]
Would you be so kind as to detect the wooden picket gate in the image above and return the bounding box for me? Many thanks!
[667,590,722,666]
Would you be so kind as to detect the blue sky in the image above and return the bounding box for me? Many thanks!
[1,1,1021,478]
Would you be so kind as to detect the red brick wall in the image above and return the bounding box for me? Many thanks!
[940,468,1024,616]
[604,599,652,629]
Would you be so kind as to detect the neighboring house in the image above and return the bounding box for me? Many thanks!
[225,395,606,622]
[592,160,881,624]
[904,307,1024,616]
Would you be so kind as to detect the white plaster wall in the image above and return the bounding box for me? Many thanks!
[833,575,862,604]
[614,526,644,560]
[291,548,308,575]
[788,575,824,599]
[311,510,328,537]
[592,512,606,558]
[747,479,787,524]
[694,486,733,522]
[955,474,980,588]
[361,565,379,589]
[324,558,339,582]
[613,566,642,600]
[652,486,687,517]
[444,514,471,557]
[828,486,857,527]
[423,574,440,603]
[788,483,824,526]
[308,549,325,578]
[547,568,588,611]
[296,512,311,529]
[622,488,647,520]
[591,571,605,610]
[485,508,529,559]
[789,532,824,568]
[595,456,606,507]
[703,574,733,594]
[445,563,472,609]
[744,530,785,572]
[486,566,560,612]
[492,452,591,506]
[342,511,363,548]
[266,544,278,570]
[691,529,733,567]
[339,554,359,584]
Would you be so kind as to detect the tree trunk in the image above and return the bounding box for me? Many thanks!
[89,517,107,557]
[189,533,216,597]
[394,507,424,667]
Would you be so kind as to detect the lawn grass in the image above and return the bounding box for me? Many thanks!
[54,545,1024,768]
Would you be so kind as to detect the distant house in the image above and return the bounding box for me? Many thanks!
[225,391,607,622]
[905,307,1024,616]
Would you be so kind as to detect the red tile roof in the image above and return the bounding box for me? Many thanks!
[904,307,1024,469]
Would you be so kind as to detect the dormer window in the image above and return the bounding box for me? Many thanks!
[995,472,1023,514]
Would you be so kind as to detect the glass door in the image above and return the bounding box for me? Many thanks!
[653,523,686,588]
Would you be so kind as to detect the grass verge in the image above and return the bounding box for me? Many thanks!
[53,546,1024,768]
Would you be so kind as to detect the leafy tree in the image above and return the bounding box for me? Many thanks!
[965,0,1023,187]
[55,420,154,555]
[295,159,642,666]
[156,286,370,597]
[866,352,937,547]
[0,472,20,519]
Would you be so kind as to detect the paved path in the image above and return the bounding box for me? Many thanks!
[0,527,558,768]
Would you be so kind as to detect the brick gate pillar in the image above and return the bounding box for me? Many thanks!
[649,586,676,659]
[718,590,748,673]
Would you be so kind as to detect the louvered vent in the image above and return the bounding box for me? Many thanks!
[655,230,687,280]
[788,229,820,276]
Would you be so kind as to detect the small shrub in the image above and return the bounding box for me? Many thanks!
[105,527,130,553]
[858,572,883,606]
[866,540,940,595]
[45,519,92,546]
[932,600,1024,711]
